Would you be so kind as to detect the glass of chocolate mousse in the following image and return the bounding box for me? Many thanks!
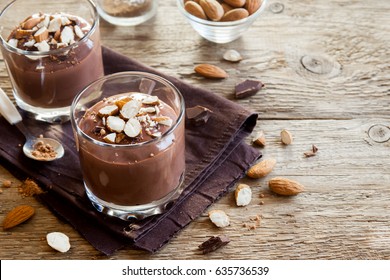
[71,72,186,220]
[0,0,104,123]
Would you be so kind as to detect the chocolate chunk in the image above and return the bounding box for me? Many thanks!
[186,105,212,126]
[234,79,264,99]
[198,235,230,254]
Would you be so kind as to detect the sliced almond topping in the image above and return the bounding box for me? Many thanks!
[33,26,49,43]
[115,97,132,109]
[24,39,36,47]
[138,107,156,115]
[8,39,19,48]
[60,26,75,45]
[37,16,50,28]
[106,116,125,133]
[146,129,162,138]
[208,210,230,228]
[61,16,72,26]
[22,17,43,30]
[120,99,141,120]
[34,40,50,52]
[14,29,34,39]
[47,17,62,32]
[115,133,126,143]
[74,25,85,39]
[124,118,142,138]
[98,105,119,117]
[103,132,116,144]
[142,95,160,105]
[153,116,173,127]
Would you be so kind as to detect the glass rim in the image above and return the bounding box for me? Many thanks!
[71,71,186,149]
[0,0,99,56]
[176,0,268,27]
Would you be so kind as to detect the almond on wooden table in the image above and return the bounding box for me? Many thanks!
[247,158,276,178]
[2,205,35,230]
[268,177,304,196]
[194,64,228,79]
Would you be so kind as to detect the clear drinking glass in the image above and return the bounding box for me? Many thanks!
[71,72,186,220]
[0,0,104,123]
[95,0,158,26]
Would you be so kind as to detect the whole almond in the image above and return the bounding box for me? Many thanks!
[245,0,263,15]
[194,64,228,79]
[199,0,224,21]
[185,1,207,20]
[221,3,234,13]
[269,177,304,196]
[247,158,276,178]
[221,8,249,21]
[2,205,35,229]
[223,0,246,8]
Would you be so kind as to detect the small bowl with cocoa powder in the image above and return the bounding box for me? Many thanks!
[177,0,268,43]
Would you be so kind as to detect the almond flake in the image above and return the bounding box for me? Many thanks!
[34,40,50,52]
[146,129,162,138]
[124,118,142,138]
[37,16,50,28]
[103,132,116,144]
[98,105,119,117]
[61,16,71,25]
[138,107,156,115]
[142,95,160,105]
[115,97,132,109]
[223,49,243,62]
[74,25,85,39]
[209,210,230,228]
[46,232,71,253]
[60,26,75,45]
[33,26,49,42]
[8,39,19,48]
[120,99,141,120]
[153,116,173,127]
[47,17,62,32]
[24,39,36,47]
[106,116,125,133]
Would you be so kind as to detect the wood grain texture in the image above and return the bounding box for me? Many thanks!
[0,0,389,259]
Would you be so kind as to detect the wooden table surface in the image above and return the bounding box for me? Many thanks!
[0,0,389,260]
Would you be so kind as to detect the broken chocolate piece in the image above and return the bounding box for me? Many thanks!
[198,235,230,254]
[186,105,212,126]
[234,79,264,99]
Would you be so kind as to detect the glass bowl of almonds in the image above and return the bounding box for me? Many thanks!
[177,0,267,43]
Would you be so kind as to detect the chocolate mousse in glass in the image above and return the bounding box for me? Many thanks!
[0,0,104,123]
[71,72,186,220]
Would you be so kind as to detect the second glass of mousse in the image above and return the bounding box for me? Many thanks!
[71,72,186,220]
[0,0,104,123]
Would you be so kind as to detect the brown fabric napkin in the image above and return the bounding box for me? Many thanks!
[0,47,261,255]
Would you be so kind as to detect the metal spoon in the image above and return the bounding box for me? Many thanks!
[0,88,64,161]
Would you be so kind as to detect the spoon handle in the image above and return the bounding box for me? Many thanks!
[0,88,22,125]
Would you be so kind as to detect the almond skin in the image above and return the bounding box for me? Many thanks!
[223,0,246,8]
[221,8,249,21]
[2,205,35,230]
[269,177,304,196]
[245,0,263,15]
[247,158,276,178]
[199,0,224,21]
[185,1,207,20]
[194,64,228,79]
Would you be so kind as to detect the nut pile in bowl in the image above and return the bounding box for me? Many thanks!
[184,0,262,22]
[177,0,267,43]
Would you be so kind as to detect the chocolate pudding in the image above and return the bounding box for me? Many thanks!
[1,12,103,108]
[77,92,186,206]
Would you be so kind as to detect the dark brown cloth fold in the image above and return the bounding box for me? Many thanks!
[0,47,261,255]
